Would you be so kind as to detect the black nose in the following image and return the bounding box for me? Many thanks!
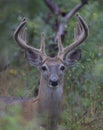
[50,80,58,86]
[49,75,59,86]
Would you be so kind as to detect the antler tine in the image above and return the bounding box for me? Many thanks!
[58,14,88,60]
[74,22,81,41]
[13,18,47,60]
[21,28,27,42]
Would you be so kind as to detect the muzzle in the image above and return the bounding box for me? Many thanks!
[49,74,59,87]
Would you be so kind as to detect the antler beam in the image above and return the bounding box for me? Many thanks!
[13,18,47,60]
[58,14,88,60]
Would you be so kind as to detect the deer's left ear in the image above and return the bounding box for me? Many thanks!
[64,49,81,67]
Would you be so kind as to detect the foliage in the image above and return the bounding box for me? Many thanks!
[0,0,103,130]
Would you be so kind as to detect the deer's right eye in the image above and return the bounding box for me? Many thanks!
[41,66,47,71]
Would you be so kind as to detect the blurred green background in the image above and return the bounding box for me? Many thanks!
[0,0,103,130]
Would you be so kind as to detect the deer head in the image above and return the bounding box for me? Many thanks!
[13,14,88,89]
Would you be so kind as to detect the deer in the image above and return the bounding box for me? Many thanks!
[0,14,88,130]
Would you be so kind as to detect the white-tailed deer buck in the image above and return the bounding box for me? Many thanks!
[0,14,88,130]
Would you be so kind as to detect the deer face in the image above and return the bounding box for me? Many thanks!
[40,57,65,88]
[25,49,81,88]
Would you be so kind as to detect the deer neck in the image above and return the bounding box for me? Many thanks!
[38,75,63,115]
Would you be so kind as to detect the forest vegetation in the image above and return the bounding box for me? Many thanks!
[0,0,103,130]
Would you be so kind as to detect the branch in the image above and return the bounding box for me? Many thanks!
[43,0,61,15]
[55,0,88,42]
[54,23,66,42]
[64,0,88,21]
[64,3,84,21]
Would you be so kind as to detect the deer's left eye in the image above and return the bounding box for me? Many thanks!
[59,65,65,71]
[41,66,47,71]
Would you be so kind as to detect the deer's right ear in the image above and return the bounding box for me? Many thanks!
[25,49,42,66]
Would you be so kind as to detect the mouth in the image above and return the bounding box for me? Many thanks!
[49,82,59,89]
